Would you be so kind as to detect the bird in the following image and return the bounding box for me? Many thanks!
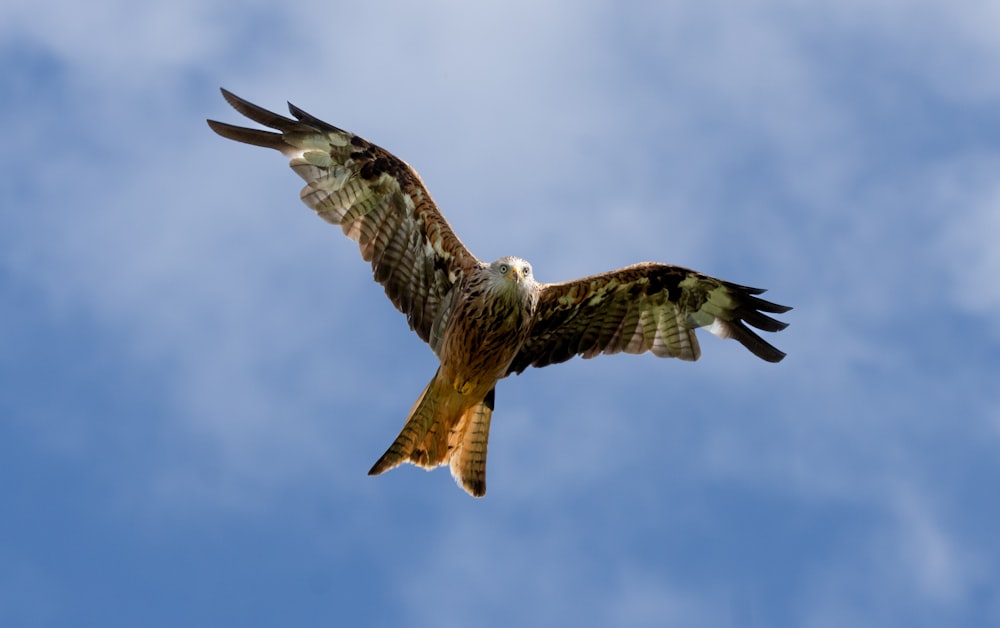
[207,88,791,497]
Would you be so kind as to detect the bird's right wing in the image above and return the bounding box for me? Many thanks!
[207,89,482,345]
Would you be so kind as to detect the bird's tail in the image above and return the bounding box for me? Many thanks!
[368,368,495,497]
[448,388,494,497]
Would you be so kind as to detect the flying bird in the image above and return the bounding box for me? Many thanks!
[207,89,791,497]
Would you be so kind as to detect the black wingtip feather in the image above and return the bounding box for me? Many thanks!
[206,119,288,150]
[740,308,790,333]
[723,282,793,314]
[287,101,346,134]
[725,319,788,363]
[210,88,330,152]
[217,88,301,133]
[723,281,791,360]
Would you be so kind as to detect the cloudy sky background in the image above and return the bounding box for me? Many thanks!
[2,0,999,625]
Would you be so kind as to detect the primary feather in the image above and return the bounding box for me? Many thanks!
[207,89,791,496]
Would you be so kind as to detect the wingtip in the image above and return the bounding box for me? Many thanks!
[727,319,789,363]
[764,347,788,363]
[205,118,226,133]
[218,87,243,111]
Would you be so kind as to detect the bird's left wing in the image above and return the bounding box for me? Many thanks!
[207,89,481,345]
[507,263,790,374]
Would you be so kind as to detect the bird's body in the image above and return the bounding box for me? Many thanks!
[433,257,539,395]
[371,257,539,495]
[208,89,791,496]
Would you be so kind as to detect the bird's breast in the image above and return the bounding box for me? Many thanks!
[437,283,535,393]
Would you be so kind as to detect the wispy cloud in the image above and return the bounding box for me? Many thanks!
[2,1,999,626]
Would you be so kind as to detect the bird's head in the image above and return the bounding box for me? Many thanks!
[489,257,538,303]
[490,256,534,283]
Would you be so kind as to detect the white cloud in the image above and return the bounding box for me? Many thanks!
[607,568,729,627]
[3,2,1000,625]
[889,486,972,604]
[1,0,227,88]
[799,479,984,628]
[939,164,1000,335]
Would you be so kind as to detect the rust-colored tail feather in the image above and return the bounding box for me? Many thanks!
[367,371,445,475]
[449,388,494,497]
[367,370,495,497]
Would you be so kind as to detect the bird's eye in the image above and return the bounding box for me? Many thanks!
[522,266,530,276]
[499,264,509,274]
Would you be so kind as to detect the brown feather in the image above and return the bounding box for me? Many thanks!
[448,388,494,497]
[207,88,480,347]
[208,90,791,498]
[508,263,791,374]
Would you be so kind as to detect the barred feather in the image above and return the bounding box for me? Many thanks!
[508,263,791,374]
[208,90,791,498]
[207,88,480,346]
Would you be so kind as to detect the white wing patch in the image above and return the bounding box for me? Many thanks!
[707,318,730,339]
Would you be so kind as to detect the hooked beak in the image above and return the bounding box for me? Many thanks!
[506,266,521,282]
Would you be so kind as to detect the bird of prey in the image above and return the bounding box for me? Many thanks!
[207,89,790,497]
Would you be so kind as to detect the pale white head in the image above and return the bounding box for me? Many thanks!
[488,256,537,296]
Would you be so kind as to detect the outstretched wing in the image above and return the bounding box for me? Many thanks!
[207,88,481,345]
[508,263,790,374]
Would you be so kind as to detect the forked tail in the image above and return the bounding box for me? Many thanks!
[368,369,495,497]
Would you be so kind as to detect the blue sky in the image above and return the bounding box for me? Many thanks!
[2,1,999,626]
